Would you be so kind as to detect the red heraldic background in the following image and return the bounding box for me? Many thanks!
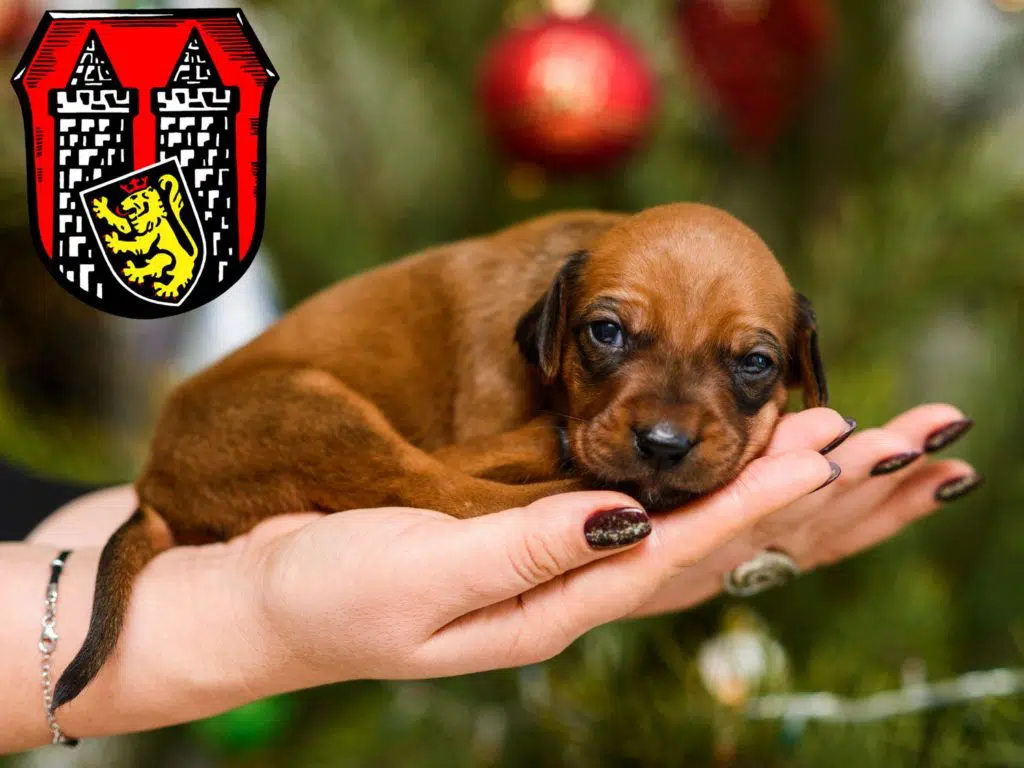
[11,9,277,318]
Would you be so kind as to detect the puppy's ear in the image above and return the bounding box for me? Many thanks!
[787,293,828,408]
[515,250,588,382]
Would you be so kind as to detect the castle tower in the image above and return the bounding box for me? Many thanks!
[153,28,239,277]
[49,30,137,298]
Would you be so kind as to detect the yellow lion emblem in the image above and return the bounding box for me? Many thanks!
[90,174,199,299]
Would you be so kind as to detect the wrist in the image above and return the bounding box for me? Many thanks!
[54,541,280,739]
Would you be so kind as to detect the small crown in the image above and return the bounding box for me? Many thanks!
[120,175,149,194]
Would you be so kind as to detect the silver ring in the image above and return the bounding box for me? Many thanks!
[723,549,800,597]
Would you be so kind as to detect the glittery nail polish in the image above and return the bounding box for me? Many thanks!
[584,507,651,550]
[935,474,984,503]
[870,451,922,477]
[924,419,974,453]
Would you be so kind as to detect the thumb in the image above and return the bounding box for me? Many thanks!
[427,491,651,619]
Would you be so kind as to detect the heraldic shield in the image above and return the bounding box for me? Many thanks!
[81,158,206,307]
[11,10,277,319]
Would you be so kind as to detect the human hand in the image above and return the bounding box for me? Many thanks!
[633,403,979,616]
[23,404,976,743]
[13,448,812,746]
[227,431,840,694]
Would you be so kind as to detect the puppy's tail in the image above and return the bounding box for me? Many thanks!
[52,505,170,711]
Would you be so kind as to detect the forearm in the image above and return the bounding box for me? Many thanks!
[0,539,281,754]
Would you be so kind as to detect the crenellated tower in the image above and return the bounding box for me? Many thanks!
[49,29,137,298]
[153,28,239,279]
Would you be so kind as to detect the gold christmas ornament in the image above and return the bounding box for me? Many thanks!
[697,621,790,708]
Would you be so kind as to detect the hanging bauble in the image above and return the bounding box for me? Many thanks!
[677,0,833,153]
[477,13,657,173]
[696,606,790,709]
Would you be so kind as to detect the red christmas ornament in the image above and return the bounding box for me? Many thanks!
[477,14,657,172]
[677,0,833,153]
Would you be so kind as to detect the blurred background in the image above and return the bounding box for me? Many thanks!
[1,0,1022,764]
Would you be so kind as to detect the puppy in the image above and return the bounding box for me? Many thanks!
[54,203,826,710]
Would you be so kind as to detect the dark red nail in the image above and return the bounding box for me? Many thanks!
[584,507,651,550]
[821,418,857,455]
[870,451,922,477]
[934,474,984,503]
[924,419,973,453]
[814,461,842,492]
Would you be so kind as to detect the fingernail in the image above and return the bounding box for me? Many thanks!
[584,507,651,550]
[934,474,984,503]
[820,418,857,455]
[924,419,974,453]
[814,461,842,492]
[870,451,922,477]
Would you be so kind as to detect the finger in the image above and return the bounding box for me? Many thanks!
[764,408,852,455]
[820,427,919,479]
[419,450,834,671]
[808,459,978,569]
[623,415,972,620]
[426,491,650,618]
[767,402,970,523]
[752,427,923,546]
[883,403,972,452]
[774,405,972,545]
[653,449,837,568]
[423,450,831,667]
[488,450,831,637]
[789,427,920,506]
[767,401,973,553]
[616,448,847,618]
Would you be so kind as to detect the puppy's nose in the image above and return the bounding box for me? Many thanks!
[633,422,696,468]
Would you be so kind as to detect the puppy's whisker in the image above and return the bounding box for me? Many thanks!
[542,410,588,424]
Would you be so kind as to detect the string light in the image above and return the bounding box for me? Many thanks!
[746,667,1024,723]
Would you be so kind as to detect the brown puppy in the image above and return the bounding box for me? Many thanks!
[54,203,826,710]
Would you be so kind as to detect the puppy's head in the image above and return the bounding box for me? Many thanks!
[516,203,827,510]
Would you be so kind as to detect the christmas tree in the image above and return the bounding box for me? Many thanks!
[0,0,1022,764]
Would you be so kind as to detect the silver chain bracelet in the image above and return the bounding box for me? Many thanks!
[39,550,78,747]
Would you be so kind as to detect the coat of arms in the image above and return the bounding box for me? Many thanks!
[11,10,277,318]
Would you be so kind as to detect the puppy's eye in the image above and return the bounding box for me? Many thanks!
[739,352,774,376]
[589,321,625,348]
